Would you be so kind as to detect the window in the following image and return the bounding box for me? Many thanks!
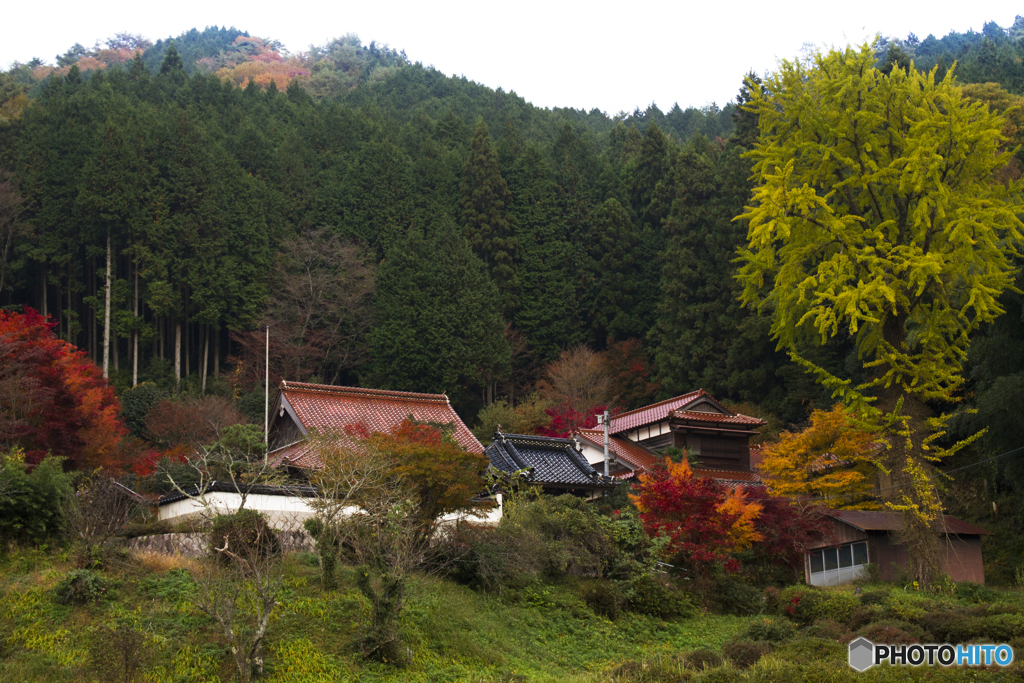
[838,545,852,569]
[809,551,823,574]
[852,542,868,566]
[809,541,870,576]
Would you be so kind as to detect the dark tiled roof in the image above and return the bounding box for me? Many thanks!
[277,381,483,457]
[486,432,615,489]
[576,428,659,472]
[827,510,992,536]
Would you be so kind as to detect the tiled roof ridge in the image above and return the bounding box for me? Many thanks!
[281,380,450,404]
[611,389,705,421]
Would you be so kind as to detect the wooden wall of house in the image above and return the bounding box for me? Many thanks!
[807,521,869,550]
[869,532,986,584]
[673,430,751,471]
[269,412,303,450]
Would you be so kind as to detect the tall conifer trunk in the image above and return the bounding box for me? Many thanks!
[213,327,219,378]
[201,324,209,394]
[175,322,181,389]
[103,230,112,379]
[133,266,139,387]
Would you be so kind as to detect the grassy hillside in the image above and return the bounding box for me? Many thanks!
[2,547,1023,682]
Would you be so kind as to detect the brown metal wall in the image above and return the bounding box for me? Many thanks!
[867,532,986,584]
[808,519,869,550]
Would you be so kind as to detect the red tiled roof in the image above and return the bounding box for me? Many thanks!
[827,510,992,536]
[276,381,483,459]
[692,467,762,484]
[576,428,659,472]
[609,390,705,433]
[672,410,766,426]
[749,446,764,470]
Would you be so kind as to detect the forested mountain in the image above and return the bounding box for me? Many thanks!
[1,18,1023,451]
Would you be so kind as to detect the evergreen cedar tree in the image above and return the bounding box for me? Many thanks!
[0,308,126,470]
[760,405,879,510]
[737,43,1024,584]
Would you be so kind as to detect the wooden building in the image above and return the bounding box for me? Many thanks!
[806,510,991,586]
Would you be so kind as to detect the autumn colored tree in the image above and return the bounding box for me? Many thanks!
[738,43,1024,585]
[0,309,125,470]
[630,458,761,577]
[760,405,879,509]
[369,419,490,527]
[537,344,610,416]
[144,396,245,452]
[602,339,660,411]
[740,492,831,584]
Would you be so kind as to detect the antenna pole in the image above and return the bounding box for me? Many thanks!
[264,325,269,445]
[602,410,610,477]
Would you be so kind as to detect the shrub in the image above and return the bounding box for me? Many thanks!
[804,619,851,642]
[780,587,824,625]
[955,581,998,604]
[920,611,975,643]
[763,586,781,612]
[0,452,74,544]
[818,593,858,624]
[208,509,280,564]
[847,606,878,631]
[577,578,624,620]
[858,589,889,606]
[711,577,765,615]
[683,648,722,670]
[857,621,922,644]
[609,654,692,682]
[745,618,797,643]
[722,639,770,668]
[881,592,927,623]
[55,568,107,605]
[772,637,846,663]
[118,382,165,440]
[624,575,697,619]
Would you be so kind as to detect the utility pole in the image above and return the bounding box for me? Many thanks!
[600,410,610,477]
[264,325,269,446]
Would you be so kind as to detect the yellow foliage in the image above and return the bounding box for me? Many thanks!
[760,405,879,509]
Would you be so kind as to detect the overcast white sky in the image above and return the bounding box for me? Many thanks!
[2,2,1019,115]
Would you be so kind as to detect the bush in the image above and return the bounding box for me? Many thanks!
[745,618,796,643]
[848,606,878,631]
[208,509,280,564]
[856,620,922,644]
[118,382,165,440]
[763,586,781,612]
[722,639,770,668]
[858,589,889,606]
[0,452,74,544]
[711,577,765,615]
[442,523,545,591]
[577,579,624,620]
[955,581,998,604]
[55,568,107,605]
[817,593,858,624]
[683,648,722,670]
[804,619,851,642]
[609,654,692,682]
[624,575,697,619]
[779,587,824,625]
[772,637,846,663]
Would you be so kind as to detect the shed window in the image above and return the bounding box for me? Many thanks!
[809,541,869,576]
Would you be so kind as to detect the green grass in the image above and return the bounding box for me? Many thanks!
[1,549,1022,682]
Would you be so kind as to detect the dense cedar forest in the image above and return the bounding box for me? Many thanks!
[1,19,1024,490]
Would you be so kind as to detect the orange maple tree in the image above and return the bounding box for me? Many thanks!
[759,404,879,509]
[0,308,127,470]
[630,458,761,575]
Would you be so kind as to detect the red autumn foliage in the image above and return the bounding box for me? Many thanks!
[603,339,661,411]
[536,401,608,438]
[0,308,126,470]
[368,419,489,523]
[743,489,832,575]
[630,459,761,576]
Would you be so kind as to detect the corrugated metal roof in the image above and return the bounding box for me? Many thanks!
[827,510,992,536]
[485,432,615,489]
[278,381,483,455]
[576,428,659,471]
[609,390,704,433]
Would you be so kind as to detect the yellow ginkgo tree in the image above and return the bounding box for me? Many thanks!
[737,43,1024,585]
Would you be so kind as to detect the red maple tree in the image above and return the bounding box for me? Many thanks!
[0,308,127,470]
[630,459,761,576]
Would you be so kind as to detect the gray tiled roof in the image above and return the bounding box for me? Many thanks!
[485,432,615,489]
